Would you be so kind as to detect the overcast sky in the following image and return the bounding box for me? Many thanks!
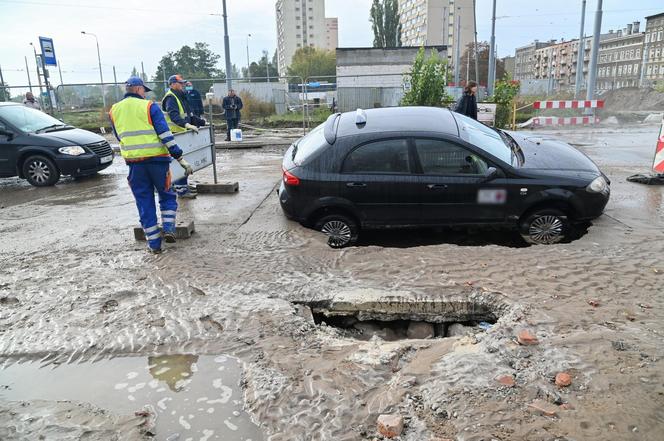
[0,0,662,90]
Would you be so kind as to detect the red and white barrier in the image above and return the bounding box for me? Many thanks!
[533,116,600,126]
[533,100,604,110]
[653,115,664,174]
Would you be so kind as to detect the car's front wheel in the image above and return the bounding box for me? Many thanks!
[520,208,569,245]
[315,213,359,248]
[22,155,60,187]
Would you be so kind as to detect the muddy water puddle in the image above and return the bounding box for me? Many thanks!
[0,354,264,441]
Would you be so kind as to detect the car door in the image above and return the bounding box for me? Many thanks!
[0,119,18,176]
[339,137,422,226]
[413,138,507,224]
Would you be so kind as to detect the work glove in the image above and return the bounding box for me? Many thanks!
[184,123,199,134]
[178,158,193,176]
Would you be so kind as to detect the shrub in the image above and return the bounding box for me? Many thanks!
[241,91,275,120]
[401,47,452,107]
[490,74,520,128]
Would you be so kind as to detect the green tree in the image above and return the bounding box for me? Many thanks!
[153,42,223,98]
[460,42,505,87]
[286,47,336,83]
[370,0,402,48]
[0,82,10,102]
[490,74,520,128]
[401,47,451,107]
[242,50,279,82]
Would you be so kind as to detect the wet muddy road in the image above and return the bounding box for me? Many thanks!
[1,125,663,440]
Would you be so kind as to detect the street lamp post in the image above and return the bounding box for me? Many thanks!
[246,34,252,81]
[29,43,45,100]
[81,31,106,111]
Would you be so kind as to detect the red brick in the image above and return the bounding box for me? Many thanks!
[517,329,539,345]
[527,399,558,417]
[496,375,516,387]
[555,372,572,387]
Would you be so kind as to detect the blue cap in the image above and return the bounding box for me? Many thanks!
[125,76,151,92]
[168,74,187,85]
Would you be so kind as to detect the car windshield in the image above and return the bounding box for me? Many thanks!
[454,113,512,165]
[0,105,68,133]
[293,123,326,166]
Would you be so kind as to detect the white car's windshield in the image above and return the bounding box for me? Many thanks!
[0,105,67,133]
[454,113,512,165]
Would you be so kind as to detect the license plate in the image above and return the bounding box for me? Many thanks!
[100,155,113,164]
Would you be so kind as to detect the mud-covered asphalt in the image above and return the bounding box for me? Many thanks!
[1,125,663,440]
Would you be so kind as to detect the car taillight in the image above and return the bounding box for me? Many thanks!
[283,169,300,186]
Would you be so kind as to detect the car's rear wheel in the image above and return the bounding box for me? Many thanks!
[315,213,359,248]
[22,155,60,187]
[520,208,569,245]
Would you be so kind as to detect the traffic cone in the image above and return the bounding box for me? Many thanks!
[653,114,664,175]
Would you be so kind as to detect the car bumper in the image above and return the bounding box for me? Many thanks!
[56,153,114,176]
[575,189,610,221]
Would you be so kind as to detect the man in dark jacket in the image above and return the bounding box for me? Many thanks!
[185,81,204,117]
[454,81,478,120]
[222,89,243,141]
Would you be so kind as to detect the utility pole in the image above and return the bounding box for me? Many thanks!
[141,61,146,80]
[0,65,6,101]
[473,0,479,86]
[222,0,233,90]
[640,42,649,87]
[246,34,252,81]
[575,0,587,98]
[30,43,45,101]
[487,0,497,95]
[81,31,106,111]
[58,63,64,85]
[454,12,461,86]
[113,65,120,102]
[264,50,270,83]
[585,0,602,107]
[24,56,33,92]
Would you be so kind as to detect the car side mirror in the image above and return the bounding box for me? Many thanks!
[483,166,498,182]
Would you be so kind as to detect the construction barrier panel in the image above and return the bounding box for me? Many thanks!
[533,100,604,109]
[169,127,214,181]
[653,115,664,174]
[533,116,601,126]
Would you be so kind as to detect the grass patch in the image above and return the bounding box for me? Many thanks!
[59,110,108,132]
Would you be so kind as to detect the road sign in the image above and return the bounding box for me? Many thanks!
[477,103,497,126]
[39,37,57,66]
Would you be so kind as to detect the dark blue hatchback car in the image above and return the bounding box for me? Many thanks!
[279,107,610,247]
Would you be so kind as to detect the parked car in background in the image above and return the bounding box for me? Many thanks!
[278,107,610,247]
[0,102,113,186]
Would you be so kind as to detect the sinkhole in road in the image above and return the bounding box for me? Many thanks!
[295,291,509,341]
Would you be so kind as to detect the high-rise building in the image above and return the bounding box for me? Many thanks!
[275,0,337,76]
[325,17,339,51]
[398,0,474,54]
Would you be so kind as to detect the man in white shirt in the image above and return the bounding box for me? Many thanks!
[23,92,41,110]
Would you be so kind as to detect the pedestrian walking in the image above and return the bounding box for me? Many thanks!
[222,89,243,141]
[109,76,193,254]
[162,74,206,199]
[23,92,41,110]
[185,81,204,118]
[454,81,478,120]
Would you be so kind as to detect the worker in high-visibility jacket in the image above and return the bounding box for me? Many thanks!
[109,76,193,254]
[162,74,206,199]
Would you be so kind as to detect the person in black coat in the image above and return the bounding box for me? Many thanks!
[222,89,243,141]
[184,81,204,117]
[454,80,478,120]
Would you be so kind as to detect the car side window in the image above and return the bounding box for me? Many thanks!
[415,139,488,175]
[342,139,410,174]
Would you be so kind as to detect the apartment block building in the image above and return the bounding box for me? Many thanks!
[597,23,644,90]
[532,38,594,88]
[275,0,338,76]
[398,0,473,54]
[514,41,554,81]
[644,12,664,83]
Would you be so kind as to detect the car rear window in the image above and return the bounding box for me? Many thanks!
[342,139,410,174]
[293,124,327,166]
[454,113,512,164]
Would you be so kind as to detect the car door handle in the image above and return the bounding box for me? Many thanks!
[427,184,448,190]
[346,182,367,188]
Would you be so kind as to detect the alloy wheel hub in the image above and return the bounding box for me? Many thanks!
[529,215,564,244]
[28,161,50,184]
[321,220,351,247]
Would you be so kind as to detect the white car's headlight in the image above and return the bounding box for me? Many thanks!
[58,146,86,156]
[587,176,608,193]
